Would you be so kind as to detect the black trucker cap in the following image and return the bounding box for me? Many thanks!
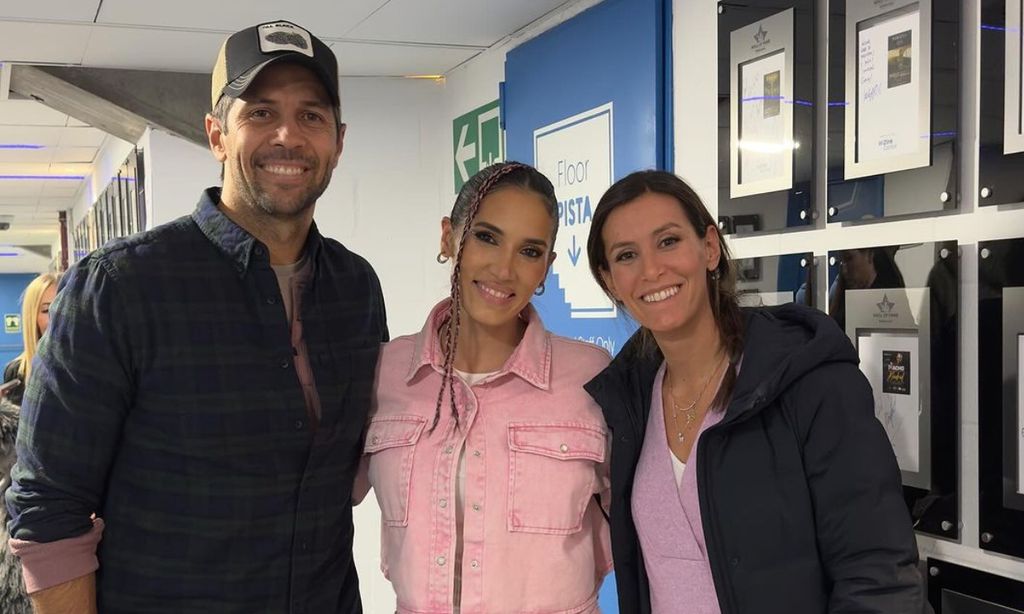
[211,20,340,109]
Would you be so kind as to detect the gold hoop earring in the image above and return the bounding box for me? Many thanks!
[436,252,450,264]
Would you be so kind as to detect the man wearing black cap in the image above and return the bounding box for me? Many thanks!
[6,20,387,614]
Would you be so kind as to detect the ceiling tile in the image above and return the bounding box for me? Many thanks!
[50,146,98,163]
[334,41,479,77]
[95,0,386,39]
[0,126,65,147]
[0,20,92,64]
[345,0,567,47]
[81,26,225,72]
[57,126,106,148]
[0,181,45,197]
[0,149,55,164]
[40,181,83,196]
[0,162,62,175]
[0,100,70,127]
[0,1,100,22]
[47,163,91,175]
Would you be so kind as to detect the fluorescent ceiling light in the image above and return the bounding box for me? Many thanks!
[0,144,46,150]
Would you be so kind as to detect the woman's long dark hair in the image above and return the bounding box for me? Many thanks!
[586,170,743,407]
[432,161,559,431]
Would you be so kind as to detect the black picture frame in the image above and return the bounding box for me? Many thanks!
[827,241,960,539]
[978,237,1024,559]
[717,0,816,234]
[927,558,1024,612]
[827,0,960,223]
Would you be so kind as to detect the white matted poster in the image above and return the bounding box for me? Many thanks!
[1006,0,1024,153]
[534,104,616,319]
[859,330,921,473]
[1019,333,1024,494]
[730,9,795,198]
[845,0,932,179]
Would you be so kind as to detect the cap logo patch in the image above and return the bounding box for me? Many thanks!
[258,22,314,57]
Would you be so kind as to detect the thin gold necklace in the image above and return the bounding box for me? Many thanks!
[667,353,727,444]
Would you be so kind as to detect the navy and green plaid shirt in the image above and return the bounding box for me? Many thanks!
[6,188,388,613]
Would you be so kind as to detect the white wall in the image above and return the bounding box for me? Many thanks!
[140,128,220,228]
[674,0,1024,584]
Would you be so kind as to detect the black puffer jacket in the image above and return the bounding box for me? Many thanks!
[585,304,925,614]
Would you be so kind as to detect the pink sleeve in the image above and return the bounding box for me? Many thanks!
[9,518,104,593]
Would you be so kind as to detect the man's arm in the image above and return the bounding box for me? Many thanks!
[5,256,135,606]
[29,572,97,614]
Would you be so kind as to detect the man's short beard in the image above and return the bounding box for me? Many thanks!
[232,159,333,219]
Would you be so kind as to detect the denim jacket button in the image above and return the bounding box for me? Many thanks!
[436,555,446,566]
[559,443,569,453]
[439,498,448,509]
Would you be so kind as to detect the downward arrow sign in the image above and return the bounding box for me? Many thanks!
[456,124,474,184]
[568,235,582,266]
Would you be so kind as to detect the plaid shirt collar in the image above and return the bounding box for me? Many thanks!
[191,187,325,277]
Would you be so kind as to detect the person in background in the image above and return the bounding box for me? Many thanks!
[2,272,60,406]
[6,20,387,614]
[584,170,925,614]
[355,162,612,613]
[827,246,905,330]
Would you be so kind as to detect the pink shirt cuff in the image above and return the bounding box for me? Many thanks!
[9,518,104,593]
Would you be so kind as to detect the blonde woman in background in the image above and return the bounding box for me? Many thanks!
[2,272,61,406]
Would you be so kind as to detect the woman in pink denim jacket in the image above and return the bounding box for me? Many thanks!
[355,162,612,614]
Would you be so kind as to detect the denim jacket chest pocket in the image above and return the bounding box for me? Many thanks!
[364,415,427,527]
[506,422,607,535]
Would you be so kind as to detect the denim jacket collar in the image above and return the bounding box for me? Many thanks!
[406,299,551,390]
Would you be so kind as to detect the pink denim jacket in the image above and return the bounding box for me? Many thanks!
[355,300,612,614]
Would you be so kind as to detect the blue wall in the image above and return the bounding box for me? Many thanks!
[0,274,38,369]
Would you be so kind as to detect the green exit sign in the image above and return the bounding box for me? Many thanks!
[452,99,504,192]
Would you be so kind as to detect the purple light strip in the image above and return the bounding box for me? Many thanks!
[0,144,45,150]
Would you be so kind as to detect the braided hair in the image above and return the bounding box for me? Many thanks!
[432,161,559,431]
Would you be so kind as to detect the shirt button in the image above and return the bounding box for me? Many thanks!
[439,498,448,509]
[294,420,304,430]
[266,296,277,305]
[254,246,265,257]
[371,436,380,445]
[559,443,569,453]
[472,503,481,512]
[470,560,479,569]
[436,555,446,566]
[444,445,454,454]
[730,557,740,567]
[280,359,290,369]
[473,450,481,457]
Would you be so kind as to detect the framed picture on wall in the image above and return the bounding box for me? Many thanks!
[730,8,795,198]
[926,558,1024,612]
[844,0,931,179]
